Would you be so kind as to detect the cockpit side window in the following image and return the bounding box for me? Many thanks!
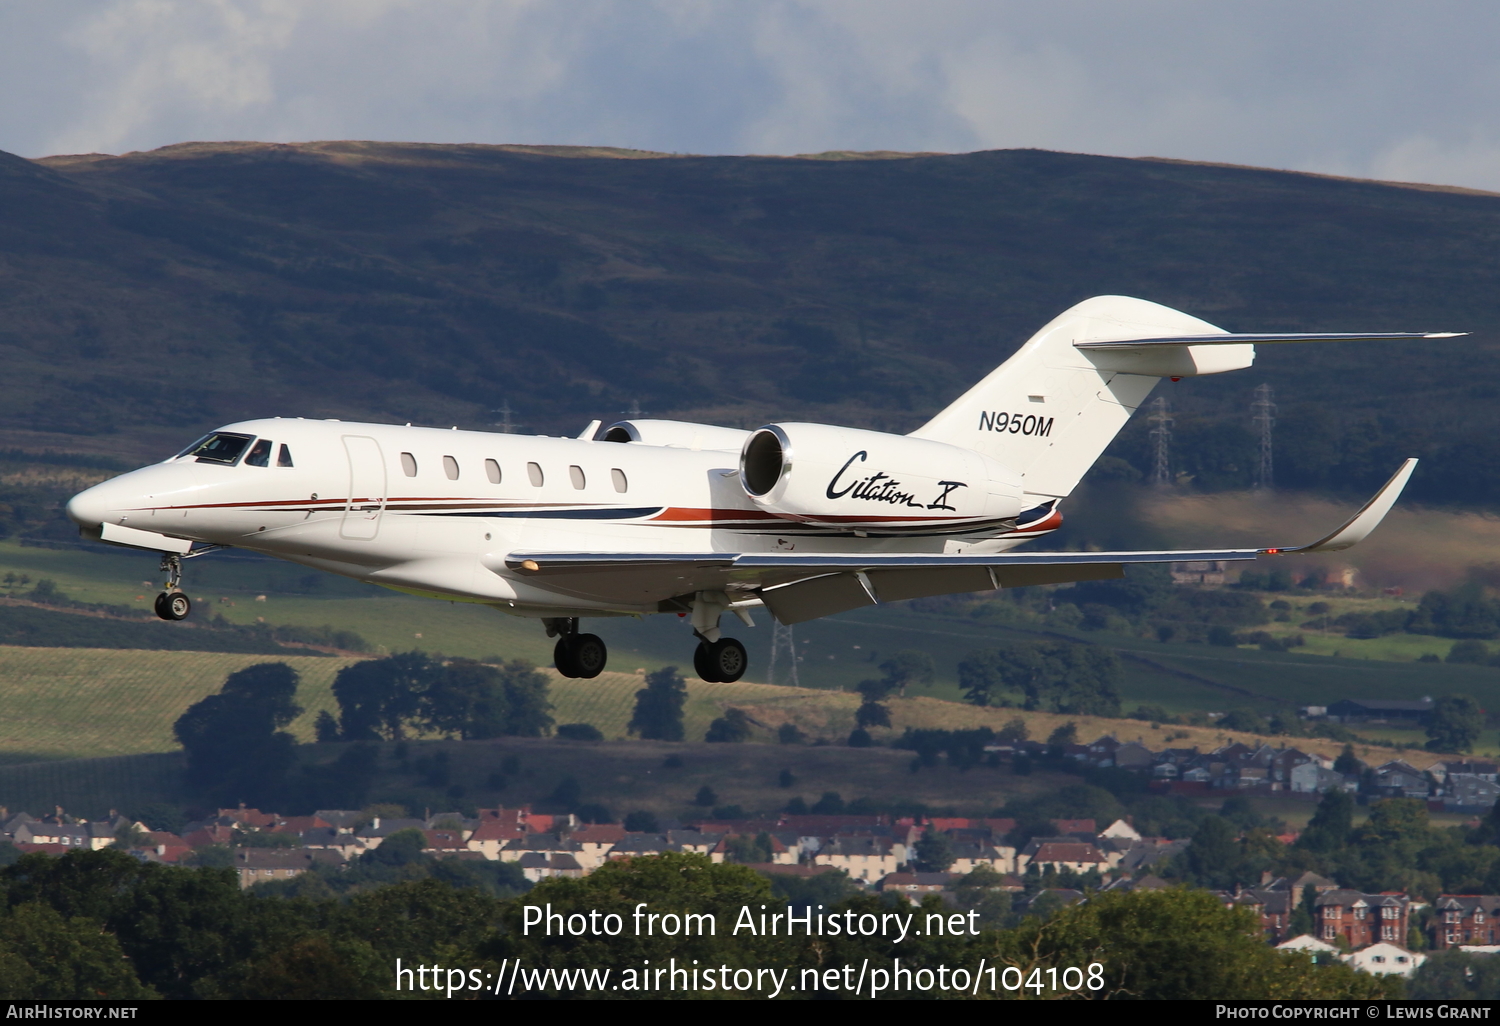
[179,432,255,466]
[277,444,294,468]
[245,439,272,467]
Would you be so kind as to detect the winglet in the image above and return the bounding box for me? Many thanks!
[1262,458,1417,555]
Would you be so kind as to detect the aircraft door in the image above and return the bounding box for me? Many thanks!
[340,435,387,540]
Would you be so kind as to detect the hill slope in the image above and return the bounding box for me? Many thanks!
[1,142,1499,502]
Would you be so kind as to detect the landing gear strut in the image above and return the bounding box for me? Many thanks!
[546,617,608,679]
[687,590,749,683]
[153,554,190,621]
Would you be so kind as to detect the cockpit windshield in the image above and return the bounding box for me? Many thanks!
[175,432,255,466]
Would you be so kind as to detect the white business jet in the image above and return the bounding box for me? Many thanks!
[65,296,1453,683]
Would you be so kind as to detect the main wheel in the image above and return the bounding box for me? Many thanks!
[155,592,190,621]
[704,637,748,683]
[693,641,721,682]
[554,636,582,678]
[570,634,608,679]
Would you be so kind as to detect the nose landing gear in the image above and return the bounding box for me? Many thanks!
[153,554,190,621]
[546,617,608,679]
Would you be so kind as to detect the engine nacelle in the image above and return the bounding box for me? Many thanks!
[599,419,750,452]
[739,423,1024,534]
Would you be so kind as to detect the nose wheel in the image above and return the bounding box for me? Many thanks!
[153,554,190,621]
[154,591,191,621]
[694,637,747,683]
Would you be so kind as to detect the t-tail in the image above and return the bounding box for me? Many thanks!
[909,295,1461,504]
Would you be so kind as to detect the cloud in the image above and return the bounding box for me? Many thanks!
[3,1,1500,191]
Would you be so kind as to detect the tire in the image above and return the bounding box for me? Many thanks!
[554,636,581,678]
[708,637,748,683]
[162,592,191,621]
[153,593,173,620]
[693,641,721,682]
[570,634,608,679]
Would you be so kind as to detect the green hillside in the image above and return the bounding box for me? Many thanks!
[0,143,1499,504]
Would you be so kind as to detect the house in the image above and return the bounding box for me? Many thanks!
[606,834,673,860]
[812,836,902,882]
[1315,891,1411,948]
[1343,943,1425,978]
[948,842,1015,875]
[1430,895,1500,948]
[501,833,587,864]
[1114,743,1154,771]
[132,831,191,863]
[569,824,628,869]
[1372,761,1430,800]
[1100,818,1142,841]
[1224,887,1296,942]
[182,824,236,849]
[1019,840,1112,875]
[232,849,343,889]
[1290,763,1351,795]
[217,806,280,830]
[467,818,528,860]
[1445,775,1500,811]
[1172,560,1226,585]
[353,817,428,848]
[1276,935,1339,955]
[878,872,954,896]
[516,852,586,882]
[1433,761,1500,784]
[1326,698,1433,725]
[422,829,469,854]
[268,815,332,836]
[668,830,725,860]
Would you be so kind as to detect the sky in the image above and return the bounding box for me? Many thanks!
[3,1,1500,190]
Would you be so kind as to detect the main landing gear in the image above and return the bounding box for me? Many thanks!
[546,618,608,679]
[687,590,749,683]
[153,554,190,622]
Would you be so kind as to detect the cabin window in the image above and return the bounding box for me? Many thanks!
[178,432,254,466]
[527,462,544,487]
[400,452,418,477]
[245,439,272,467]
[569,465,586,489]
[443,455,460,480]
[485,458,501,484]
[612,468,628,493]
[277,444,294,467]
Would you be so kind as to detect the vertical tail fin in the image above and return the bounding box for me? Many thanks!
[910,296,1250,501]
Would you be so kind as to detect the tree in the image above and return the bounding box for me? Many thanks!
[628,666,687,741]
[556,722,603,741]
[0,902,155,998]
[173,662,303,806]
[1428,693,1485,752]
[997,717,1028,743]
[421,658,510,739]
[974,641,1121,716]
[913,828,955,872]
[1002,888,1397,999]
[854,677,893,729]
[1184,815,1242,889]
[1333,743,1362,777]
[313,710,341,742]
[1048,721,1078,746]
[693,786,717,807]
[331,651,434,741]
[705,707,752,743]
[878,650,934,697]
[1299,788,1355,853]
[957,649,1009,707]
[623,810,659,832]
[496,660,554,736]
[846,727,873,747]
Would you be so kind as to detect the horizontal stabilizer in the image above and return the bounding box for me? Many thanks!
[1076,331,1464,350]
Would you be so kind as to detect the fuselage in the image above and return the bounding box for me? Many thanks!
[65,418,1060,617]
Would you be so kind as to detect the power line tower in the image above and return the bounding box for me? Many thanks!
[1147,396,1173,486]
[1251,383,1276,489]
[768,621,799,688]
[491,401,516,434]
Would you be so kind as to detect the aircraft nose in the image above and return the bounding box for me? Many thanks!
[65,482,111,529]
